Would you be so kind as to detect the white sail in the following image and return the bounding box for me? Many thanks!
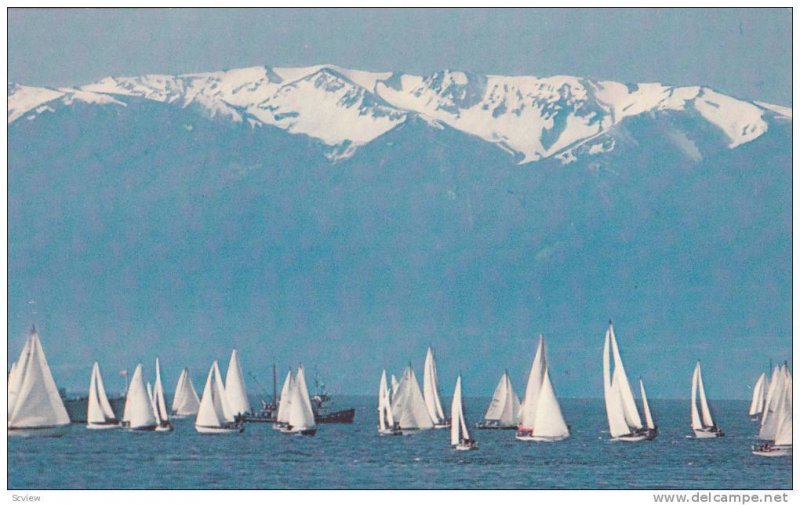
[212,361,234,421]
[276,370,293,424]
[422,347,446,424]
[286,365,315,431]
[532,366,569,439]
[450,375,469,445]
[749,373,767,416]
[87,362,117,425]
[224,349,251,416]
[610,328,642,430]
[640,378,655,430]
[378,370,395,432]
[122,364,157,429]
[519,336,547,430]
[195,361,234,429]
[774,378,792,446]
[695,363,714,427]
[8,328,70,430]
[147,382,159,423]
[391,366,434,430]
[484,372,510,422]
[8,337,31,418]
[171,368,200,416]
[603,324,636,438]
[391,374,399,395]
[153,358,170,425]
[760,366,787,440]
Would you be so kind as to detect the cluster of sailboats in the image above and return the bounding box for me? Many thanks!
[7,323,793,457]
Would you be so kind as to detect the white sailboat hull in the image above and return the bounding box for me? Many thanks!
[195,424,243,434]
[693,428,724,438]
[433,422,451,429]
[515,433,569,442]
[86,422,120,430]
[752,445,792,457]
[155,424,174,432]
[611,433,648,442]
[454,442,477,451]
[378,428,402,436]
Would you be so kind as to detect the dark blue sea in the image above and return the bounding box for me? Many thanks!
[8,398,791,490]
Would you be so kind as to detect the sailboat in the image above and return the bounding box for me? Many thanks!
[273,370,293,430]
[479,371,521,429]
[602,322,651,442]
[690,361,724,438]
[8,325,71,436]
[754,364,792,456]
[152,358,173,431]
[639,377,657,440]
[281,365,317,436]
[749,372,768,419]
[225,349,251,417]
[423,347,449,428]
[390,365,434,433]
[121,364,158,431]
[195,360,243,434]
[86,361,119,429]
[378,370,400,436]
[171,368,200,417]
[391,374,399,395]
[516,335,569,441]
[450,375,477,450]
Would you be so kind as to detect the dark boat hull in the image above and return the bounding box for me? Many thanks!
[315,408,355,424]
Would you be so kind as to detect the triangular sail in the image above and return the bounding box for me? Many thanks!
[154,358,169,424]
[147,382,160,423]
[122,364,157,429]
[378,370,395,431]
[422,347,446,424]
[391,366,434,430]
[484,372,510,422]
[172,368,200,416]
[87,362,116,424]
[749,373,767,416]
[603,324,634,438]
[195,361,230,428]
[276,371,293,424]
[760,366,787,440]
[774,377,792,446]
[391,374,399,395]
[693,362,715,427]
[8,337,31,418]
[640,378,655,430]
[8,329,70,429]
[609,328,642,430]
[450,375,466,445]
[287,365,315,431]
[212,361,234,422]
[531,367,569,438]
[519,336,546,430]
[225,349,251,416]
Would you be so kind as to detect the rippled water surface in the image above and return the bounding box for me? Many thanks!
[8,398,791,489]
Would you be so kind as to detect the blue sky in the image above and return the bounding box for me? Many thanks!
[8,8,791,105]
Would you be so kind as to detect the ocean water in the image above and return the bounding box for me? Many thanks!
[8,398,790,490]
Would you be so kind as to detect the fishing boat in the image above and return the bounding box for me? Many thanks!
[639,377,658,440]
[171,368,200,417]
[225,349,251,417]
[8,325,71,437]
[121,364,158,431]
[754,364,791,456]
[86,362,119,429]
[195,361,244,434]
[423,347,450,428]
[450,375,477,450]
[281,365,317,436]
[516,335,569,442]
[602,322,650,442]
[378,370,400,436]
[390,365,434,434]
[152,358,173,431]
[749,372,768,419]
[690,361,724,438]
[478,371,520,429]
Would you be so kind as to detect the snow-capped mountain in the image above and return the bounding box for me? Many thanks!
[8,64,791,163]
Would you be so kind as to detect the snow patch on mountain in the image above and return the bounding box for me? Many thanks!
[8,84,125,123]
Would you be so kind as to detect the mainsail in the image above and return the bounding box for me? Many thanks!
[275,370,294,425]
[8,327,70,430]
[691,361,716,430]
[391,365,434,430]
[450,375,472,446]
[640,378,656,430]
[225,349,251,416]
[153,358,170,426]
[422,347,446,425]
[760,365,790,441]
[286,365,315,432]
[749,373,767,416]
[195,360,235,430]
[602,323,643,438]
[87,361,117,426]
[483,371,521,426]
[378,370,395,433]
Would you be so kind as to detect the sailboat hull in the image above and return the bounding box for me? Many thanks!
[378,428,402,436]
[155,424,174,432]
[281,426,317,436]
[752,445,792,457]
[611,433,648,442]
[195,424,243,434]
[477,422,517,430]
[8,424,69,438]
[693,428,724,438]
[454,442,478,451]
[86,422,120,430]
[433,422,451,429]
[123,425,157,432]
[515,433,569,442]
